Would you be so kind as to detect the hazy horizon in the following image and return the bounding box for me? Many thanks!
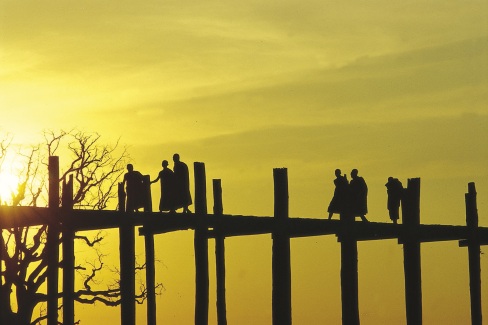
[1,0,487,323]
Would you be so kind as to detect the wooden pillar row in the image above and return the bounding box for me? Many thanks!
[194,162,209,325]
[401,178,422,325]
[272,168,292,325]
[47,156,60,325]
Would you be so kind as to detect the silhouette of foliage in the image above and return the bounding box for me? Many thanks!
[0,130,158,325]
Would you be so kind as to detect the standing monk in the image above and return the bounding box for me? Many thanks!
[349,169,369,222]
[385,177,403,224]
[151,160,176,212]
[173,153,192,213]
[327,169,349,219]
[123,164,144,212]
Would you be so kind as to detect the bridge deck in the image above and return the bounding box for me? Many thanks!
[1,206,487,244]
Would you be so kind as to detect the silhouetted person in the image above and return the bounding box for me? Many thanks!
[173,153,192,213]
[349,169,368,222]
[386,177,403,224]
[328,169,349,219]
[151,160,176,213]
[123,163,144,212]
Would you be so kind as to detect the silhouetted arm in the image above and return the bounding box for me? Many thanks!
[150,172,161,184]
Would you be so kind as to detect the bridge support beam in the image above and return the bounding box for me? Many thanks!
[402,178,423,325]
[194,162,209,325]
[145,230,156,325]
[62,175,75,325]
[339,213,360,325]
[0,225,5,323]
[213,179,228,325]
[272,168,292,325]
[47,156,60,325]
[118,175,136,325]
[119,216,136,325]
[464,183,482,325]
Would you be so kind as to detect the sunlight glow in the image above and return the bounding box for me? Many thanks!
[0,170,20,205]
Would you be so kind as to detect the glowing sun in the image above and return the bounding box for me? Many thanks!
[0,170,20,204]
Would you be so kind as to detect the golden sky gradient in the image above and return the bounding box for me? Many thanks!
[1,0,487,324]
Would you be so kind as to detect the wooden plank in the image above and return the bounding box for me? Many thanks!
[416,225,468,243]
[288,218,340,238]
[0,206,53,228]
[460,238,488,246]
[1,205,487,242]
[350,221,400,241]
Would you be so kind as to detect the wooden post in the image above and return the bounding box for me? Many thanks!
[145,229,156,325]
[272,168,291,325]
[62,175,75,325]
[339,198,360,325]
[213,179,227,325]
[194,162,209,325]
[402,178,422,325]
[118,182,126,212]
[143,175,152,212]
[118,175,135,325]
[0,224,4,324]
[48,156,60,208]
[119,216,135,325]
[465,182,482,325]
[213,179,223,216]
[47,156,60,325]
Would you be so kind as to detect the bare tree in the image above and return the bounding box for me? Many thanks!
[0,134,10,165]
[0,130,159,325]
[0,134,13,204]
[44,130,129,210]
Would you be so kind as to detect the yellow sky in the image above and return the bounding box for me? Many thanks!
[1,0,487,324]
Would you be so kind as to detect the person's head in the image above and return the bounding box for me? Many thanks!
[351,169,358,178]
[173,153,180,162]
[388,176,393,182]
[162,160,169,168]
[127,164,134,172]
[335,169,341,177]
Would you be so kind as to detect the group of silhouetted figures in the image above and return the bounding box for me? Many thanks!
[123,160,404,222]
[122,153,192,213]
[327,168,404,224]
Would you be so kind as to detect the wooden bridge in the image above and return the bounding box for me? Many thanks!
[0,156,487,325]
